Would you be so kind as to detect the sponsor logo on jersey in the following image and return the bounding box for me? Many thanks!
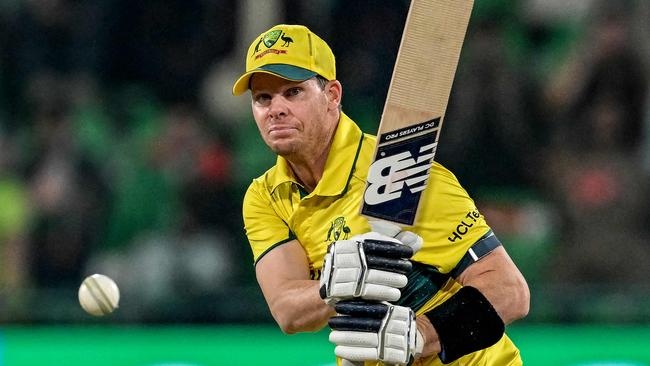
[448,209,482,242]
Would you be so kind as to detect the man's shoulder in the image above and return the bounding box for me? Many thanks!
[348,132,376,181]
[431,160,457,179]
[243,164,277,196]
[358,132,377,155]
[427,161,469,197]
[243,165,286,212]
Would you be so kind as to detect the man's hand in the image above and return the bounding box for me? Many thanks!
[319,230,421,305]
[329,301,423,365]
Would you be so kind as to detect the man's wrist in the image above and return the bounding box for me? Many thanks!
[416,314,441,358]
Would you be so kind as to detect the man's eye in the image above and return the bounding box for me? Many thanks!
[254,94,271,103]
[287,88,301,96]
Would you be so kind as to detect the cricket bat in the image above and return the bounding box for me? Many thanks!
[343,1,473,365]
[361,0,474,227]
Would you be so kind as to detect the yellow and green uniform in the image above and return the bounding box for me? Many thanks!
[243,112,522,365]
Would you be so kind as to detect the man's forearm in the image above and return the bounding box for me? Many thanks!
[459,254,530,324]
[265,279,336,334]
[464,273,529,325]
[410,247,530,364]
[254,240,336,334]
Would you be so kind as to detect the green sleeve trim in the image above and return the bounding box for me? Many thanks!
[253,230,297,267]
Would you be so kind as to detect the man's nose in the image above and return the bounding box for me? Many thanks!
[268,96,288,119]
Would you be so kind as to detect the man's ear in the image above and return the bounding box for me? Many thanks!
[326,80,343,111]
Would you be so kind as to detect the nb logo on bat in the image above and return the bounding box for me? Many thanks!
[364,142,437,205]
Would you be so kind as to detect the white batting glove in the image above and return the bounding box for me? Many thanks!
[319,228,421,305]
[329,301,424,365]
[369,220,423,253]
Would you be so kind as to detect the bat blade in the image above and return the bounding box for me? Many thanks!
[361,0,474,226]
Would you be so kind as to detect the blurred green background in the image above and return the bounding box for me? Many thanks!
[0,0,649,364]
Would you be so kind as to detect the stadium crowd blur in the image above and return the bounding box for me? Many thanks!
[0,0,648,324]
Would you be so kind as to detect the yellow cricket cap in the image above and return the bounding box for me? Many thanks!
[232,24,336,96]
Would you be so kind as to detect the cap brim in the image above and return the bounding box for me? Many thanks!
[232,64,318,96]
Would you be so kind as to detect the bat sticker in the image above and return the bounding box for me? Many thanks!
[362,130,438,225]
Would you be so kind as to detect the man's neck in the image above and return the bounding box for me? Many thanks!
[286,144,330,193]
[286,112,340,193]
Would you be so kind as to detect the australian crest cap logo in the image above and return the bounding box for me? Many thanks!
[263,30,283,47]
[252,30,294,58]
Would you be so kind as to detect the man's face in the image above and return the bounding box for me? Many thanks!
[250,73,339,158]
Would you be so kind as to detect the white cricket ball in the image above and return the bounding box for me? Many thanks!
[78,274,120,316]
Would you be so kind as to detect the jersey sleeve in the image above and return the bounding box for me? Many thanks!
[412,162,494,274]
[242,179,295,265]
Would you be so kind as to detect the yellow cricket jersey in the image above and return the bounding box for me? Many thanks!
[243,112,522,366]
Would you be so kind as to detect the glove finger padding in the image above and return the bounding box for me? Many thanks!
[320,232,415,305]
[365,256,412,274]
[334,300,388,319]
[329,301,423,365]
